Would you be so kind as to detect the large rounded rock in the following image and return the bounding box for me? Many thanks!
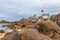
[1,31,19,40]
[38,21,59,31]
[18,29,53,40]
[51,14,60,26]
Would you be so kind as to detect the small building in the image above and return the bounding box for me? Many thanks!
[41,10,50,20]
[42,14,50,19]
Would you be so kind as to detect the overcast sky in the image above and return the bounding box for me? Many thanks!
[0,0,60,21]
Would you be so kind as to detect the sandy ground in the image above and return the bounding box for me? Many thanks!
[0,33,6,39]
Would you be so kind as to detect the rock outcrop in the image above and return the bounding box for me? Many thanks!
[1,13,60,40]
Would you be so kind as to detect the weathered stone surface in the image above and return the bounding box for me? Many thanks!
[18,29,53,40]
[1,31,19,40]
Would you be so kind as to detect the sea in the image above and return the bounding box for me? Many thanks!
[0,24,12,32]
